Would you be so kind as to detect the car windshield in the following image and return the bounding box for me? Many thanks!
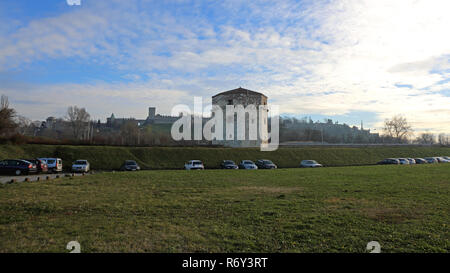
[126,161,137,165]
[223,161,235,165]
[74,160,87,165]
[263,160,273,164]
[47,159,55,164]
[192,161,202,165]
[305,160,317,164]
[243,161,253,164]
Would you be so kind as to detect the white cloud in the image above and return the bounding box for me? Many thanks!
[1,0,450,133]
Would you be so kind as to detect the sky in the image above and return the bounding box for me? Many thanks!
[0,0,449,134]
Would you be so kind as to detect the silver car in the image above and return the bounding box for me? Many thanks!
[184,160,204,170]
[397,158,410,165]
[300,160,323,168]
[239,160,258,170]
[71,160,90,173]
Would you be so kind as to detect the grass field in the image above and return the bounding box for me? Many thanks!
[1,144,449,170]
[0,164,448,253]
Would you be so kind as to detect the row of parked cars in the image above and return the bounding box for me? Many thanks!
[0,158,64,176]
[377,156,450,165]
[0,158,145,176]
[0,158,90,176]
[184,159,323,170]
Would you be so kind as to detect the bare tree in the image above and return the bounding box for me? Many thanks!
[0,95,17,136]
[438,133,449,146]
[15,115,32,135]
[383,115,413,143]
[415,132,435,145]
[120,121,140,145]
[66,106,90,140]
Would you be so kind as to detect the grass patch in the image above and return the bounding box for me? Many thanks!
[0,164,449,253]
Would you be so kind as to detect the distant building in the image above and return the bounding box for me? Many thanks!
[105,107,178,128]
[212,87,268,147]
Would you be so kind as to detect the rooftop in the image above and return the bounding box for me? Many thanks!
[213,87,267,98]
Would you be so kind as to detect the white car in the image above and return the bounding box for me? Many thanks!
[397,158,410,165]
[71,160,90,173]
[436,157,450,163]
[300,160,323,168]
[185,160,204,170]
[238,160,258,170]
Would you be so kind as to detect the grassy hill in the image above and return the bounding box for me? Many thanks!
[0,144,449,170]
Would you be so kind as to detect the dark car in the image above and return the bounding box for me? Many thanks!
[220,160,238,169]
[0,159,38,176]
[424,157,438,164]
[120,160,141,171]
[414,158,428,164]
[25,159,48,173]
[377,158,400,165]
[255,159,277,169]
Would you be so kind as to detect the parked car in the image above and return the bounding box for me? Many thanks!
[255,159,277,169]
[25,158,48,173]
[397,158,410,165]
[40,158,63,173]
[71,160,90,173]
[0,159,37,176]
[424,157,438,164]
[414,158,428,164]
[406,158,416,164]
[300,160,323,168]
[435,157,450,163]
[377,158,400,165]
[120,160,141,171]
[220,160,238,169]
[238,160,258,169]
[185,160,204,170]
[443,156,450,161]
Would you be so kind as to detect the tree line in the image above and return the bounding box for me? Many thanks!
[1,94,449,146]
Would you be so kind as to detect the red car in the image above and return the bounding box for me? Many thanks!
[25,159,48,173]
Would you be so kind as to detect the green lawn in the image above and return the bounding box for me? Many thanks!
[0,164,449,253]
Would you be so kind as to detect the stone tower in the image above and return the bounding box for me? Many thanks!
[211,87,268,147]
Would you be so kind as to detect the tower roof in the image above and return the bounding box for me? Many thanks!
[212,87,267,98]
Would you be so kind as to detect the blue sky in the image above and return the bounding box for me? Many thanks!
[1,0,449,134]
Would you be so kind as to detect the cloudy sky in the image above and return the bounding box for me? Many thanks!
[1,0,449,133]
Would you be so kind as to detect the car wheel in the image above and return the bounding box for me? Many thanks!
[15,169,21,176]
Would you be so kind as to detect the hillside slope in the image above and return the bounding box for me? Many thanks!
[0,144,449,170]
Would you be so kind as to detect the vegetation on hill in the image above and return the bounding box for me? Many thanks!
[0,144,449,170]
